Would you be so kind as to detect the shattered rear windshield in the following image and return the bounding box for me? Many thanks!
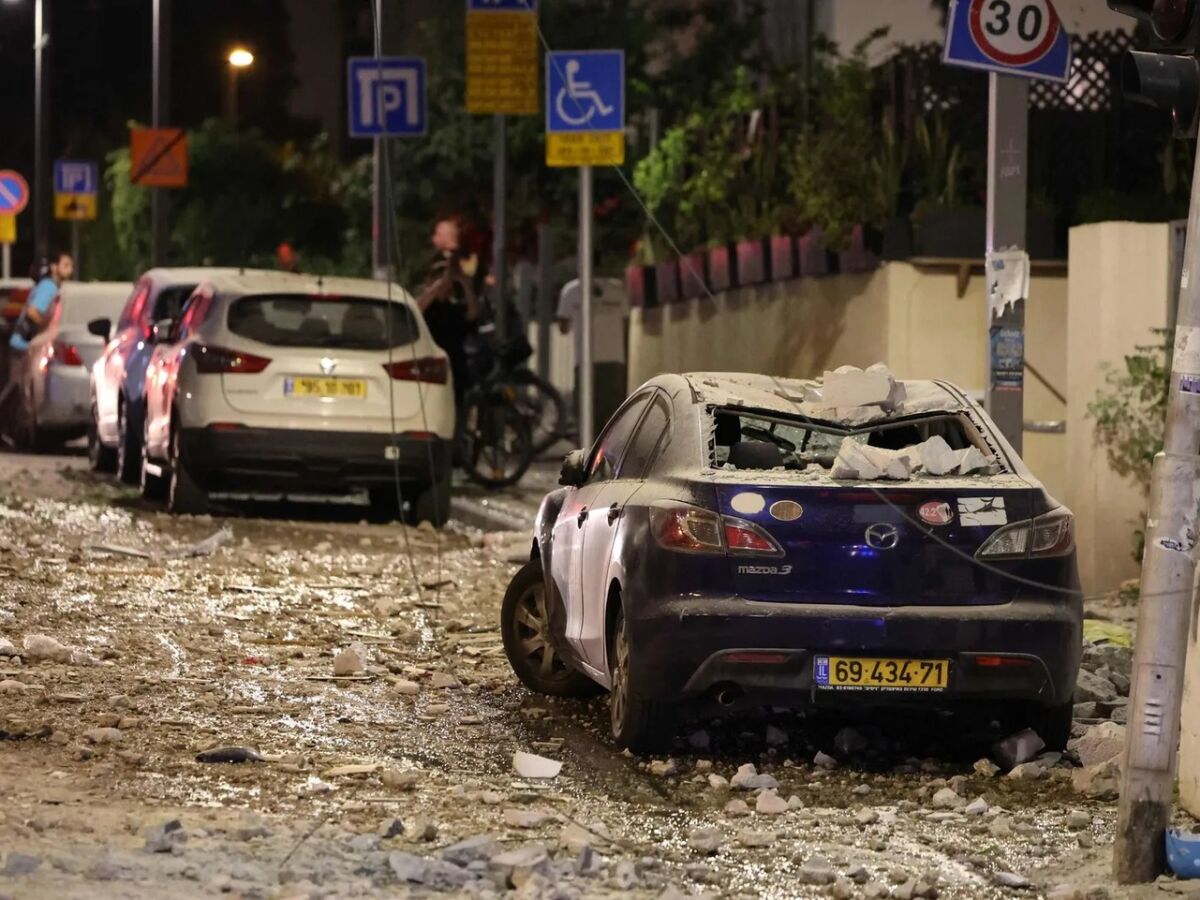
[711,409,1000,480]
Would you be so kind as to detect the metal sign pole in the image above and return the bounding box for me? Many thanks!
[151,0,171,266]
[985,73,1028,454]
[579,165,594,451]
[2,244,10,281]
[493,114,508,342]
[70,221,79,280]
[33,0,49,257]
[370,0,388,281]
[536,223,553,381]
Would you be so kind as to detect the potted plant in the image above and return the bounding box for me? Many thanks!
[707,243,736,292]
[909,115,985,258]
[872,119,912,261]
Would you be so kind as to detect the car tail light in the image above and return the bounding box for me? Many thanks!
[650,503,784,558]
[977,510,1075,559]
[723,516,784,557]
[193,344,272,374]
[650,504,724,554]
[383,357,449,384]
[49,340,83,367]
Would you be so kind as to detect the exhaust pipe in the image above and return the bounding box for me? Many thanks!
[714,685,742,707]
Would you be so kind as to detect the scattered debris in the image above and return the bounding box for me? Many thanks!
[513,751,562,779]
[195,746,265,764]
[991,728,1045,770]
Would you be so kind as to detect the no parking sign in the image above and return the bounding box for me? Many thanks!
[943,0,1072,83]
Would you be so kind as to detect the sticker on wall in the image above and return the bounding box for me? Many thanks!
[730,492,766,515]
[918,501,954,526]
[770,500,804,522]
[1181,374,1200,396]
[957,497,1007,527]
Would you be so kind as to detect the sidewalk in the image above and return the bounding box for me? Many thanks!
[449,451,565,534]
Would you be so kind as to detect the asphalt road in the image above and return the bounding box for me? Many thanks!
[0,447,1184,899]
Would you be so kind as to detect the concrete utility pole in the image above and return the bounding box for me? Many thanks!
[151,0,171,266]
[984,73,1028,454]
[370,0,389,281]
[1113,128,1200,884]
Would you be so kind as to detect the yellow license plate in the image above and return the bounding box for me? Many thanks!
[285,377,367,399]
[815,656,949,691]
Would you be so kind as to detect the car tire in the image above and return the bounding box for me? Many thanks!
[167,424,208,515]
[609,607,675,753]
[140,432,168,501]
[367,486,402,523]
[116,399,141,485]
[87,403,117,473]
[406,469,452,529]
[1027,699,1074,752]
[502,560,600,698]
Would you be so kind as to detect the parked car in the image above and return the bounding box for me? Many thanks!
[88,268,242,481]
[9,281,132,450]
[139,271,456,524]
[501,371,1082,753]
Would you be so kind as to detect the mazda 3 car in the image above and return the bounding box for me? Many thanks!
[501,370,1081,752]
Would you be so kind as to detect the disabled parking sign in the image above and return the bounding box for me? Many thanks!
[546,50,625,167]
[943,0,1072,83]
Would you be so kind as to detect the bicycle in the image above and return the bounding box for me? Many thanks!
[456,363,534,490]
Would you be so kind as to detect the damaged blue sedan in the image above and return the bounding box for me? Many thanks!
[501,368,1082,753]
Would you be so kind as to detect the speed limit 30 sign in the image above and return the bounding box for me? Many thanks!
[943,0,1072,83]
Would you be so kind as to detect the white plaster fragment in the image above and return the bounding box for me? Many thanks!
[918,436,960,476]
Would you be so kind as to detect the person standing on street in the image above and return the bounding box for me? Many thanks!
[418,219,480,404]
[557,275,629,440]
[3,250,72,437]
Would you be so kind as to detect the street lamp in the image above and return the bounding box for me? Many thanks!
[225,47,254,126]
[4,0,50,257]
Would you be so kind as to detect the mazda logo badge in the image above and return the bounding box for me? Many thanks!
[865,523,900,550]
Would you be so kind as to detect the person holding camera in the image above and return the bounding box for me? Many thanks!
[418,219,480,403]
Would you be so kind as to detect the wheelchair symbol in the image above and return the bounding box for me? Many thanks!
[555,59,615,126]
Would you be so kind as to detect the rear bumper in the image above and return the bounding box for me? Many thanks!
[627,594,1082,710]
[37,367,90,430]
[180,426,451,493]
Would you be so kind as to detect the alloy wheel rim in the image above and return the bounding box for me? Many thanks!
[514,580,565,680]
[611,618,630,732]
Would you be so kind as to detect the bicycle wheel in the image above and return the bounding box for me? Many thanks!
[507,370,566,456]
[465,396,533,489]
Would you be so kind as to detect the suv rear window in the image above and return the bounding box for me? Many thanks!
[227,294,419,350]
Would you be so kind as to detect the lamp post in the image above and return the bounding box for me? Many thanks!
[5,0,53,259]
[225,47,254,126]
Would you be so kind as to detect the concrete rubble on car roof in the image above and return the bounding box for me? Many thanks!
[688,364,966,428]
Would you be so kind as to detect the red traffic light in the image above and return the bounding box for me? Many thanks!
[1110,0,1196,42]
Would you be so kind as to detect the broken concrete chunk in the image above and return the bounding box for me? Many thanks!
[195,746,265,764]
[991,728,1045,770]
[503,808,555,829]
[688,826,724,854]
[441,834,501,867]
[0,636,17,657]
[917,436,959,476]
[755,790,789,815]
[513,751,562,779]
[831,438,912,481]
[333,643,368,676]
[22,634,75,663]
[955,446,990,475]
[1069,722,1126,768]
[821,365,896,410]
[1072,757,1121,800]
[83,727,122,745]
[144,819,187,854]
[0,679,36,694]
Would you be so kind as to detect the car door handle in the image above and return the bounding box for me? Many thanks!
[607,503,621,525]
[577,507,589,527]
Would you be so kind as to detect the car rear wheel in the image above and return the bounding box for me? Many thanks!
[405,469,451,529]
[1026,699,1074,752]
[609,608,675,753]
[167,424,208,515]
[501,561,599,698]
[140,431,167,501]
[116,400,141,484]
[87,403,117,472]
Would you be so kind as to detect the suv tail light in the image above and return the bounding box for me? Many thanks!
[48,340,83,367]
[977,509,1075,559]
[383,357,449,384]
[193,344,272,374]
[650,503,784,557]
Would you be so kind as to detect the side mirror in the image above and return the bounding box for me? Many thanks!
[87,317,111,339]
[150,318,176,344]
[559,449,587,488]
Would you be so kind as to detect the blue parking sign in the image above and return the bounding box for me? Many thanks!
[347,57,427,138]
[547,50,624,134]
[55,161,98,196]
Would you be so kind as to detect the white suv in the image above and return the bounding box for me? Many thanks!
[140,271,456,524]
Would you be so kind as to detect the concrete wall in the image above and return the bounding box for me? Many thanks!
[628,261,1070,500]
[1065,223,1172,597]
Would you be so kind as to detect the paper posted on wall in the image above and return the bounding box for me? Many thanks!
[986,249,1030,319]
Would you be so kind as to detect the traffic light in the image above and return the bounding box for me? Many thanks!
[1110,0,1200,136]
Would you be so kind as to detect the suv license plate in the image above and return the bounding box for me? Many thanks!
[285,377,367,399]
[814,656,949,692]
